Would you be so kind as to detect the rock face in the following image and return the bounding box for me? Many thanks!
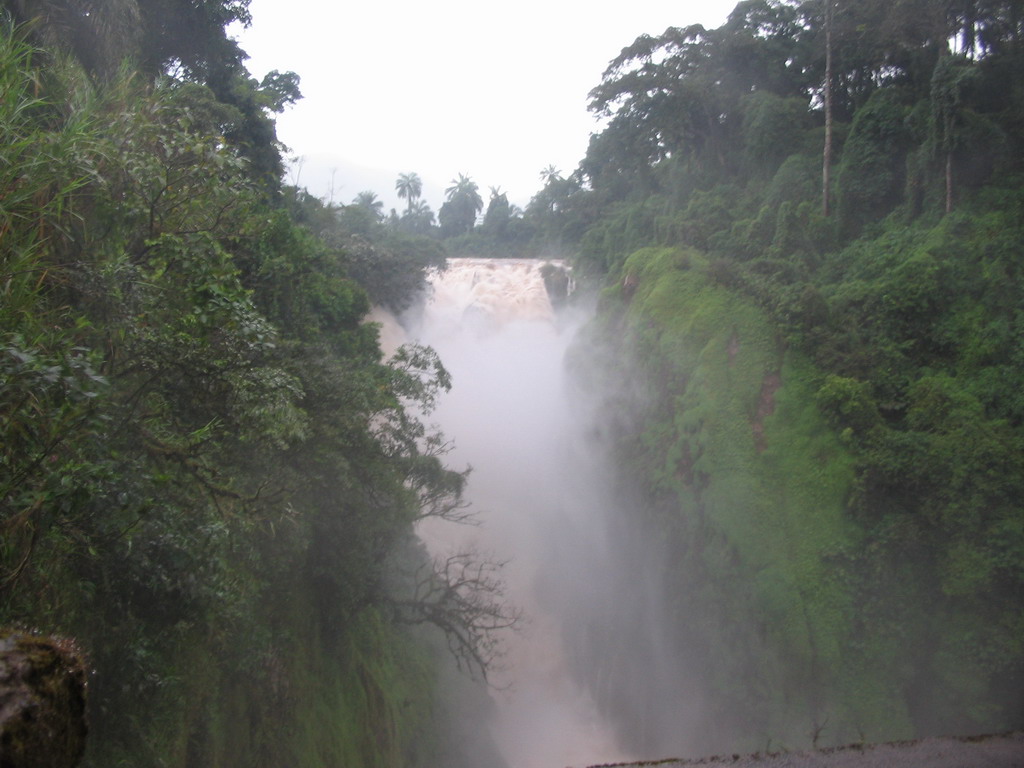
[539,261,572,307]
[0,632,87,768]
[588,732,1024,768]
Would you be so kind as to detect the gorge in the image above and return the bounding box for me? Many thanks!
[395,250,1024,763]
[395,258,633,768]
[3,2,1024,765]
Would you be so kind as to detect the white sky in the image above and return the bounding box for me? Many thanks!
[234,0,738,213]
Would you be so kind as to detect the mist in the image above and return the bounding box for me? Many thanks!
[382,257,808,766]
[392,258,642,768]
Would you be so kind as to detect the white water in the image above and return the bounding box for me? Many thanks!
[404,258,633,768]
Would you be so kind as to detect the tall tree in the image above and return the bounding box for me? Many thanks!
[2,0,143,76]
[353,190,384,220]
[135,0,252,78]
[539,165,562,185]
[401,199,436,235]
[584,7,815,195]
[439,173,482,237]
[395,172,423,216]
[482,186,511,237]
[822,0,835,216]
[930,53,979,212]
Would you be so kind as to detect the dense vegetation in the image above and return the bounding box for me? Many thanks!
[548,0,1024,756]
[0,4,508,766]
[4,0,1023,763]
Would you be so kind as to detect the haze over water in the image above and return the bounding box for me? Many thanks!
[406,259,632,768]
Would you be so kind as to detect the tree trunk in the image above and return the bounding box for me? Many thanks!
[945,150,953,214]
[822,0,834,218]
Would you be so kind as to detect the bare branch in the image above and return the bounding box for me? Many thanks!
[389,549,521,682]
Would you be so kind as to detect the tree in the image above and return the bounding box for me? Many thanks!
[353,190,384,220]
[586,2,819,191]
[2,0,143,76]
[930,53,979,212]
[389,549,520,681]
[255,69,302,112]
[2,0,256,88]
[439,173,482,237]
[135,0,253,79]
[835,88,913,233]
[539,165,562,185]
[0,15,517,764]
[822,0,835,216]
[481,186,511,237]
[395,171,423,216]
[405,199,435,230]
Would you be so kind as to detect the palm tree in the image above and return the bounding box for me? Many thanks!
[408,199,433,221]
[406,199,435,234]
[445,173,483,213]
[539,165,562,184]
[439,173,483,237]
[483,187,511,236]
[353,190,383,219]
[395,172,422,216]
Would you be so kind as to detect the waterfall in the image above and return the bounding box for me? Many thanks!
[406,258,633,768]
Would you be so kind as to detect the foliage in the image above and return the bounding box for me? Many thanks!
[439,173,483,238]
[0,22,506,768]
[280,188,446,315]
[555,0,1024,277]
[835,88,913,235]
[741,90,814,172]
[575,248,866,753]
[395,171,423,216]
[556,0,1024,752]
[581,240,1024,753]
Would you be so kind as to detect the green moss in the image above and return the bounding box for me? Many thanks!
[78,594,445,768]
[287,611,436,768]
[606,246,933,747]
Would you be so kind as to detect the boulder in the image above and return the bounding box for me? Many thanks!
[0,632,87,768]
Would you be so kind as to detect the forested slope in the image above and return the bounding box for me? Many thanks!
[553,0,1024,757]
[0,8,500,766]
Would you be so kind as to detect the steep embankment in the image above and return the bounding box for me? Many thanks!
[575,246,940,755]
[0,27,500,767]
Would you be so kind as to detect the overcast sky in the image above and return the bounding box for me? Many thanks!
[234,0,739,213]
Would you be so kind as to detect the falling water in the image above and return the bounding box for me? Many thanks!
[404,258,633,768]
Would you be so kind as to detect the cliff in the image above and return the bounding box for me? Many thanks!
[570,245,1020,756]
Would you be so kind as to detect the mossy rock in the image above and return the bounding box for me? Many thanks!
[0,631,87,768]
